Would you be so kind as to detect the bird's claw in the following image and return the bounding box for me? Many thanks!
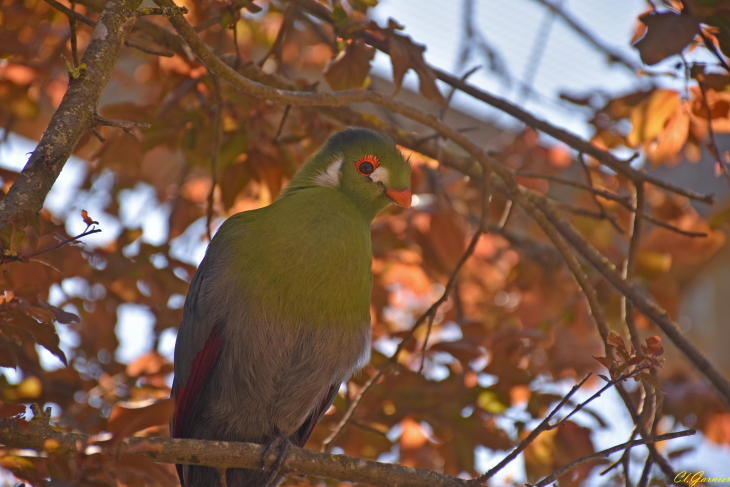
[261,433,293,487]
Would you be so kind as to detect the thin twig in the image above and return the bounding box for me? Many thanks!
[273,104,291,143]
[516,171,707,237]
[600,425,639,476]
[696,73,730,185]
[515,170,630,204]
[70,0,79,66]
[231,19,242,70]
[43,0,174,57]
[464,374,592,486]
[638,454,654,487]
[91,128,106,142]
[578,153,623,232]
[257,3,293,68]
[207,74,222,241]
[497,199,513,229]
[218,468,228,487]
[93,113,151,136]
[44,0,96,27]
[20,226,101,261]
[623,183,645,352]
[526,430,696,487]
[124,39,174,57]
[192,0,257,33]
[547,378,622,429]
[359,30,714,204]
[699,30,730,75]
[417,314,435,375]
[530,0,639,72]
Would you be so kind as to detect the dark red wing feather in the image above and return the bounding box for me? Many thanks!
[172,328,223,438]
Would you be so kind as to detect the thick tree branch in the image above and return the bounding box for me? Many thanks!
[0,0,143,230]
[0,418,465,487]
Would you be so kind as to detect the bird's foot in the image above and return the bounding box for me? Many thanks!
[260,433,294,487]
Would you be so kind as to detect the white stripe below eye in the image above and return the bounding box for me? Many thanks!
[370,166,389,184]
[314,155,344,187]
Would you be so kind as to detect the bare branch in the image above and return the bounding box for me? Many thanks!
[578,154,624,232]
[93,113,150,136]
[0,418,467,487]
[530,0,640,72]
[698,30,730,75]
[464,374,592,486]
[512,172,707,239]
[207,74,222,241]
[123,38,174,56]
[526,430,696,487]
[639,454,654,487]
[25,226,101,259]
[70,0,80,65]
[696,72,730,185]
[273,104,291,143]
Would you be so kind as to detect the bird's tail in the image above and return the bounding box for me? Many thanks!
[179,464,283,487]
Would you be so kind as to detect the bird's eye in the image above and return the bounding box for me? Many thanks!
[356,155,379,176]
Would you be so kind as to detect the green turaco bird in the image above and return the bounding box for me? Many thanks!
[171,128,412,487]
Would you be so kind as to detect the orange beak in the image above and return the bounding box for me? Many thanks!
[384,187,412,208]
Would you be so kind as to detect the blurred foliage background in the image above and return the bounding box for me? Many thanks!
[2,0,730,485]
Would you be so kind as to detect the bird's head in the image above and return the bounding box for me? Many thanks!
[284,128,412,220]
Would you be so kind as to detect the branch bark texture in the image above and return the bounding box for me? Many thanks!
[0,419,465,487]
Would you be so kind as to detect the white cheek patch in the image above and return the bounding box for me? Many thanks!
[370,166,389,184]
[314,155,344,187]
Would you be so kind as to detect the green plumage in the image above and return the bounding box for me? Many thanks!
[215,187,373,330]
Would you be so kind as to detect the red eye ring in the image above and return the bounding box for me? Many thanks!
[355,155,379,176]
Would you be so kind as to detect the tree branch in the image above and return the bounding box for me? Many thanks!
[464,374,592,486]
[526,430,696,487]
[515,170,707,237]
[529,0,640,73]
[206,74,222,241]
[0,418,466,487]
